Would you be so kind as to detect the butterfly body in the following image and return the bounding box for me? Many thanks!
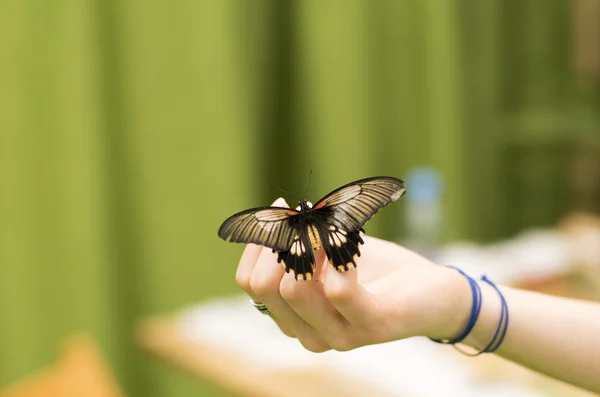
[294,200,321,250]
[218,176,406,280]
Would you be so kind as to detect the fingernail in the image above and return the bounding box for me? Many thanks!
[272,197,288,207]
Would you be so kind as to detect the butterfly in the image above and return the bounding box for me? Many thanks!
[218,176,406,280]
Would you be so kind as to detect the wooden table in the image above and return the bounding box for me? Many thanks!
[136,315,400,397]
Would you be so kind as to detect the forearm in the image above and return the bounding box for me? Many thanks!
[463,282,600,393]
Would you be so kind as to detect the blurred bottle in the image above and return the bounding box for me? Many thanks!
[400,167,444,259]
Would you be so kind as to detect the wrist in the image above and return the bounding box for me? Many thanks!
[425,268,504,351]
[423,266,475,341]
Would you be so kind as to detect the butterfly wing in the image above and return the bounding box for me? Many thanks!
[217,206,300,252]
[218,206,317,280]
[275,226,317,280]
[312,176,406,231]
[312,176,405,271]
[314,222,365,272]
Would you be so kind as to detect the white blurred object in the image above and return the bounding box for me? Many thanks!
[559,212,600,270]
[569,228,600,269]
[434,228,573,284]
[433,212,600,284]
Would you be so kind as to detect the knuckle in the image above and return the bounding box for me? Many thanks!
[279,327,297,338]
[298,338,330,353]
[355,326,381,344]
[235,270,251,293]
[279,280,302,302]
[354,324,376,340]
[323,283,352,303]
[328,335,358,352]
[249,273,279,297]
[271,319,297,339]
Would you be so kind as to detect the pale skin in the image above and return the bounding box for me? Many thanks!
[235,198,600,394]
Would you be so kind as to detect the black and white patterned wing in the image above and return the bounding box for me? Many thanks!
[312,176,405,272]
[275,228,317,281]
[315,222,365,273]
[312,176,406,232]
[217,206,300,252]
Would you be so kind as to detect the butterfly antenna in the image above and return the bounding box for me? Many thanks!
[269,170,313,203]
[270,184,294,195]
[301,169,312,197]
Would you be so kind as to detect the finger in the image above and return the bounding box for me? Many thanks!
[235,197,287,295]
[323,262,383,338]
[235,243,263,294]
[279,250,357,351]
[247,246,296,337]
[249,242,330,351]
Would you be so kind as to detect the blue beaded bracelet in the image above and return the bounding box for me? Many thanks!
[430,267,509,356]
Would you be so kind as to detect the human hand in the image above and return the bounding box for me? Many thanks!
[235,198,472,352]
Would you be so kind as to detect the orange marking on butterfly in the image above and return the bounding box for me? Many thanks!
[313,200,327,210]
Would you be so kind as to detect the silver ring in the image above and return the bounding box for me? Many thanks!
[250,298,272,316]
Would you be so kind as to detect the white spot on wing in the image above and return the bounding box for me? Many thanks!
[331,232,341,247]
[391,188,405,201]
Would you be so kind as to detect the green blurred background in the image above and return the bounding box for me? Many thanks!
[1,0,599,396]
